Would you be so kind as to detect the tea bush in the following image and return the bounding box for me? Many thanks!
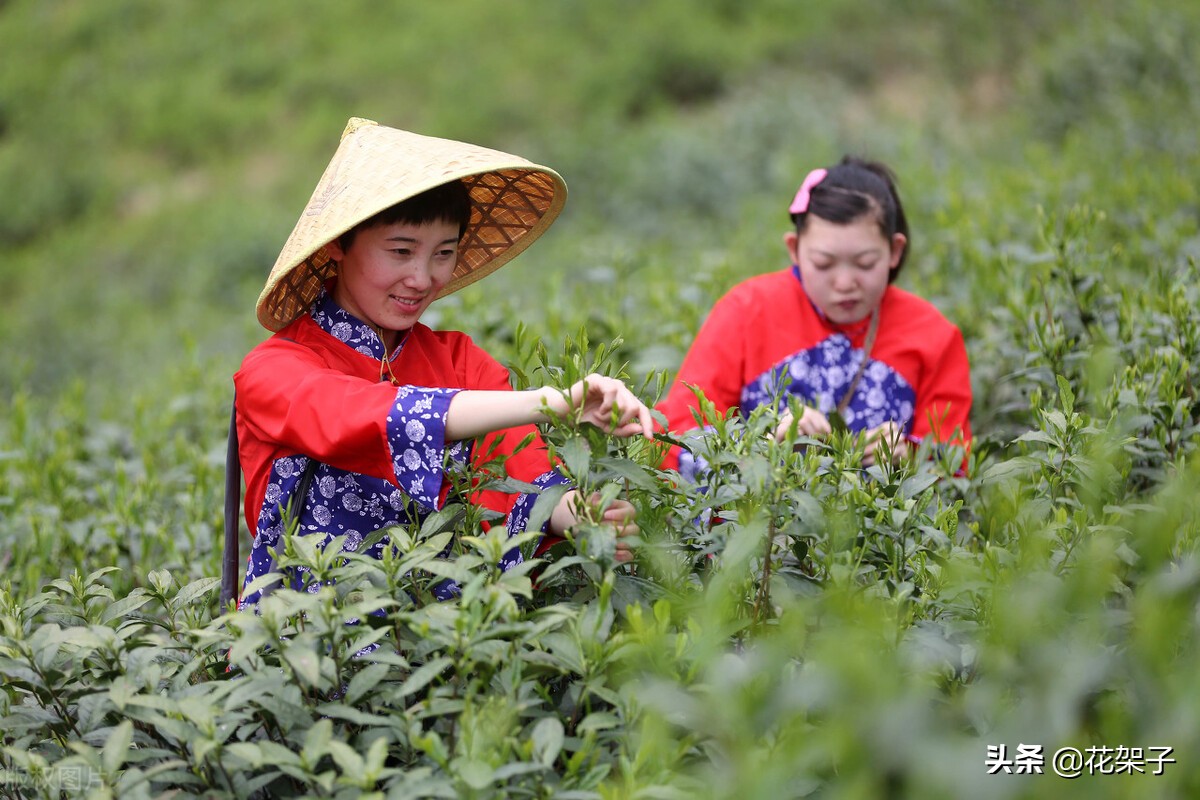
[5,265,1200,795]
[3,0,1200,797]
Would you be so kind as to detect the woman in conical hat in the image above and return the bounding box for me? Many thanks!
[235,118,652,607]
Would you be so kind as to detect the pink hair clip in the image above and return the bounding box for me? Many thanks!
[788,168,828,214]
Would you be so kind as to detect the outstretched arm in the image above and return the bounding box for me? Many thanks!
[445,373,654,442]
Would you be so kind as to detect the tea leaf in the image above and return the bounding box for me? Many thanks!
[531,717,565,765]
[100,720,133,775]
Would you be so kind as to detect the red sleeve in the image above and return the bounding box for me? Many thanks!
[656,289,752,470]
[235,338,407,482]
[911,324,973,449]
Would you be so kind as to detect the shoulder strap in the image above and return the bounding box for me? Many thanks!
[836,308,881,416]
[293,457,320,526]
[220,397,241,611]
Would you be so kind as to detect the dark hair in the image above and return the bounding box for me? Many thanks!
[789,156,910,280]
[339,179,473,251]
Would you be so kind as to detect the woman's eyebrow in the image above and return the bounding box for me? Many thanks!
[809,247,881,258]
[383,235,459,246]
[384,235,458,244]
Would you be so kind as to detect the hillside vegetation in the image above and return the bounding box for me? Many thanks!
[2,0,1200,797]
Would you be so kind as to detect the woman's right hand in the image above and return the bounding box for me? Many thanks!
[541,374,654,439]
[774,406,832,441]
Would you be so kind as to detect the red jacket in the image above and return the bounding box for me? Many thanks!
[657,268,972,471]
[236,313,557,532]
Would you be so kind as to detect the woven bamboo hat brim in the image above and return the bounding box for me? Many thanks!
[256,117,567,331]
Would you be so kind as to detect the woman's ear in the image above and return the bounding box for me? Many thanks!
[784,231,800,265]
[889,232,907,270]
[324,238,345,261]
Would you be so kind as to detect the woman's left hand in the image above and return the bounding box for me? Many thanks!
[600,497,639,563]
[861,421,909,465]
[552,490,640,563]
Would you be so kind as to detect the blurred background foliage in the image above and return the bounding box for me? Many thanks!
[2,0,1195,412]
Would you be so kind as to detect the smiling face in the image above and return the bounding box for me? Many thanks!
[325,219,460,350]
[785,214,907,326]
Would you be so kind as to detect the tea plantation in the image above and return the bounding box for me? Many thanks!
[1,1,1198,797]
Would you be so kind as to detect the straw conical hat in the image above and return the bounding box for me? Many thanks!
[256,117,567,331]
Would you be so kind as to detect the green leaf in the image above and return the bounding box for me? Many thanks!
[535,714,566,767]
[1056,373,1075,415]
[558,437,592,479]
[593,456,659,489]
[257,740,304,767]
[419,559,474,585]
[418,505,467,541]
[314,704,395,728]
[30,624,67,672]
[492,762,549,781]
[456,759,495,791]
[115,759,194,794]
[239,572,285,602]
[0,656,43,689]
[595,482,623,512]
[345,662,391,705]
[396,656,451,698]
[791,538,809,563]
[575,522,616,565]
[723,520,767,568]
[282,640,323,688]
[484,475,542,494]
[101,720,134,775]
[107,676,137,712]
[147,570,173,595]
[534,555,591,585]
[193,735,221,766]
[1042,409,1068,436]
[84,566,122,585]
[526,481,571,539]
[363,736,389,780]
[174,577,220,608]
[224,742,265,768]
[302,718,333,767]
[899,472,939,499]
[328,739,365,779]
[100,589,153,625]
[576,711,620,733]
[1015,430,1057,445]
[540,632,585,674]
[978,456,1039,484]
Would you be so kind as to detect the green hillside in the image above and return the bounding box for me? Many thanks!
[3,0,1193,409]
[2,0,1200,797]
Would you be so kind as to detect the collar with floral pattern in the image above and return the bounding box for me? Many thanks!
[309,289,408,363]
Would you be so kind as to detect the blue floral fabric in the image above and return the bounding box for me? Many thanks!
[740,334,916,433]
[507,469,574,536]
[677,334,915,485]
[677,438,713,486]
